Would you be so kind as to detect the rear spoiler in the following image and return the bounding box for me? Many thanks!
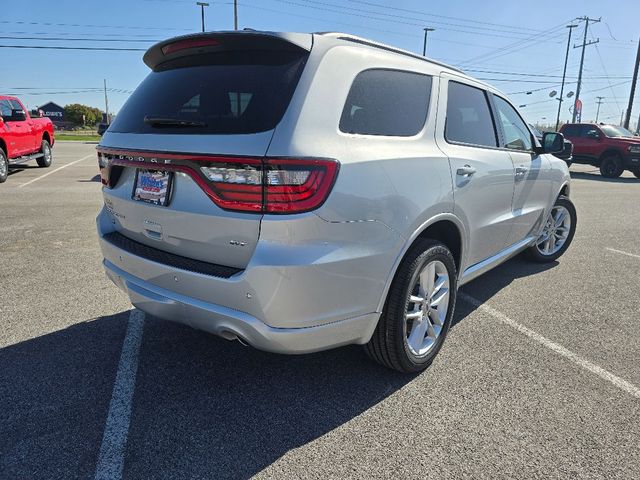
[143,31,313,70]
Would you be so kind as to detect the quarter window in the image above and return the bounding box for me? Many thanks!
[445,81,497,147]
[339,69,432,136]
[493,96,532,151]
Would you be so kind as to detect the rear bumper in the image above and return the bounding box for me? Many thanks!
[104,259,379,354]
[97,206,401,353]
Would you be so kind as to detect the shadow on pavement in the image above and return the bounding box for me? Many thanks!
[0,255,558,479]
[456,255,558,327]
[570,170,639,183]
[0,312,130,480]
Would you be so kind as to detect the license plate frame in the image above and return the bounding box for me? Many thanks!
[132,169,173,207]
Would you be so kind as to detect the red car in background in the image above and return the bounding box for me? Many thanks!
[559,123,640,178]
[0,95,55,183]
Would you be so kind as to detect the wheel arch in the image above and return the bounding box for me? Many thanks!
[0,137,7,156]
[376,213,466,313]
[597,148,624,164]
[42,131,51,145]
[558,181,570,199]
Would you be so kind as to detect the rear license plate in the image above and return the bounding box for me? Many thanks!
[133,169,173,206]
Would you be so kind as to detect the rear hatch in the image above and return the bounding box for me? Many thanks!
[98,32,311,269]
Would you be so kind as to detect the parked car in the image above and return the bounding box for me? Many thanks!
[97,122,109,136]
[529,124,573,166]
[559,123,640,178]
[96,31,576,372]
[0,95,55,183]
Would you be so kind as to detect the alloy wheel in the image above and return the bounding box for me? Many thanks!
[405,260,450,357]
[536,205,571,256]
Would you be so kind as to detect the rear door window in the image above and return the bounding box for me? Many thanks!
[0,100,12,117]
[109,50,307,135]
[561,124,581,137]
[445,81,497,147]
[339,69,432,136]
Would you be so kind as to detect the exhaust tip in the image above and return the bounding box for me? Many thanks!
[219,330,249,347]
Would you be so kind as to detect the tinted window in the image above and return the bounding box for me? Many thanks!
[493,96,532,151]
[600,125,634,137]
[561,124,581,137]
[445,82,497,147]
[339,69,431,136]
[9,100,23,111]
[109,50,307,135]
[0,100,12,117]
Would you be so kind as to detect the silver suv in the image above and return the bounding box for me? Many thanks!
[97,31,576,372]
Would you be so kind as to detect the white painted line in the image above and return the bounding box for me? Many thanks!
[94,309,145,480]
[17,154,94,188]
[606,247,640,260]
[459,292,640,400]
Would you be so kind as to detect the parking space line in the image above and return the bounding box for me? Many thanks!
[606,248,640,260]
[459,293,640,399]
[94,309,145,480]
[17,154,94,188]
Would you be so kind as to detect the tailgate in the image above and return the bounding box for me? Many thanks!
[98,32,310,269]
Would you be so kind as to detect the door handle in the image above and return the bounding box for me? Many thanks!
[515,166,528,178]
[456,165,477,177]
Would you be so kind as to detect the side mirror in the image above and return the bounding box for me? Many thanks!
[542,132,564,154]
[10,109,27,121]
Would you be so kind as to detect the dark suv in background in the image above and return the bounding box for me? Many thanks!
[559,123,640,178]
[529,124,573,166]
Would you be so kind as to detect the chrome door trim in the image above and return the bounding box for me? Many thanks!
[459,236,535,286]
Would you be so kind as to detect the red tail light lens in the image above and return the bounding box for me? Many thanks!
[98,149,339,214]
[264,159,339,213]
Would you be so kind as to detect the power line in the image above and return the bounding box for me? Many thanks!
[344,0,548,33]
[0,19,188,31]
[0,36,158,43]
[0,45,145,51]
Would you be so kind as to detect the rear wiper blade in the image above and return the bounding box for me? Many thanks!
[143,116,207,127]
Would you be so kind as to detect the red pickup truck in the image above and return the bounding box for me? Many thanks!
[559,123,640,178]
[0,95,55,183]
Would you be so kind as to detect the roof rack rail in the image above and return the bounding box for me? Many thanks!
[315,32,464,74]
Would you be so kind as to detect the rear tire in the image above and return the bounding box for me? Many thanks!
[632,168,640,179]
[525,196,576,263]
[0,149,8,183]
[36,139,52,168]
[365,239,457,373]
[599,154,623,178]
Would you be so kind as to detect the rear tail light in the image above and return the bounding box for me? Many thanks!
[98,150,339,214]
[199,158,339,213]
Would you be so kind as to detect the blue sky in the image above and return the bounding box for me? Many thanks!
[2,0,639,128]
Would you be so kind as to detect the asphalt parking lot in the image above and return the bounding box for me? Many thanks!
[1,141,639,479]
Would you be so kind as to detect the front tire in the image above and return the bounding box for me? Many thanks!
[0,149,8,183]
[599,154,623,178]
[36,139,52,168]
[525,196,576,263]
[365,239,457,373]
[632,168,640,179]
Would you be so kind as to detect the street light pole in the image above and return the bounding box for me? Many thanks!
[422,27,435,56]
[572,16,600,123]
[555,24,578,131]
[196,2,209,32]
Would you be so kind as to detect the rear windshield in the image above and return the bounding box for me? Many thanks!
[109,50,307,135]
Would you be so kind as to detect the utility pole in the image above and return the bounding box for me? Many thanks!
[595,96,604,122]
[196,2,209,32]
[234,0,238,30]
[103,79,109,124]
[555,24,578,131]
[623,37,640,129]
[620,109,625,126]
[422,27,435,56]
[572,16,601,123]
